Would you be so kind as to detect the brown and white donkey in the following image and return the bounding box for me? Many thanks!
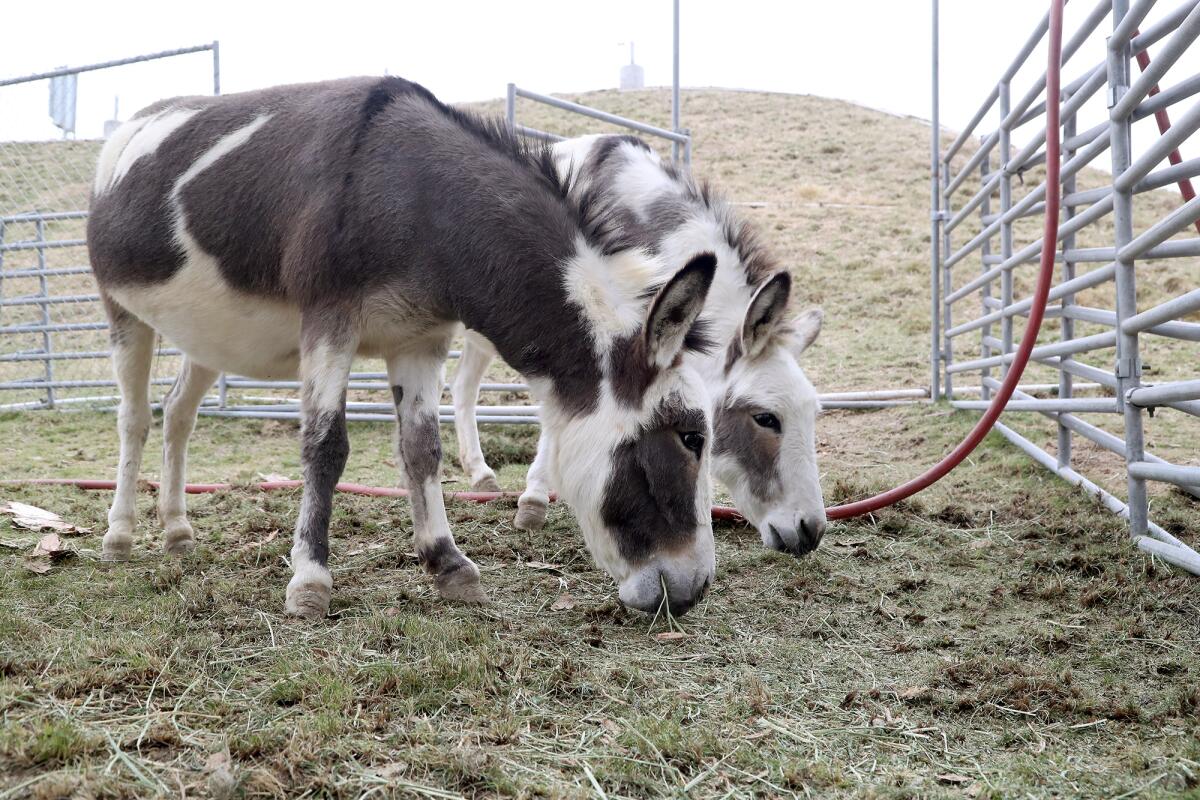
[87,77,721,617]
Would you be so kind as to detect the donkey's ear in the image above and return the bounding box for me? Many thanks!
[741,271,792,360]
[644,252,717,368]
[785,307,823,358]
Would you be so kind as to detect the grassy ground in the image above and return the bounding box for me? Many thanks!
[1,88,1198,797]
[1,407,1199,799]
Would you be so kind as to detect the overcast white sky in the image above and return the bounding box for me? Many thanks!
[2,1,1197,163]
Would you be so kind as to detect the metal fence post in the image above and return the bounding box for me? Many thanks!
[672,0,681,163]
[506,83,516,129]
[35,218,55,409]
[683,129,692,166]
[1058,95,1077,468]
[941,158,953,399]
[998,81,1014,378]
[930,0,942,402]
[212,40,220,95]
[1107,0,1150,538]
[980,154,993,401]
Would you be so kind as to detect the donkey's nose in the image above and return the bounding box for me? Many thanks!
[618,565,711,617]
[799,515,827,552]
[767,515,826,557]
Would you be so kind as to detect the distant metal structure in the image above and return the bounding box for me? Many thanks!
[48,73,77,138]
[506,0,690,163]
[620,43,645,90]
[932,0,1200,574]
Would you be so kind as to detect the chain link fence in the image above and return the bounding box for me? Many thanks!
[0,45,219,412]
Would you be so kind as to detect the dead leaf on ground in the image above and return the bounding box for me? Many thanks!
[968,539,992,550]
[899,685,930,700]
[23,532,75,574]
[655,631,689,642]
[936,773,973,785]
[22,559,53,574]
[525,561,561,572]
[833,538,868,548]
[33,532,72,560]
[551,593,576,611]
[255,473,292,483]
[1,501,91,534]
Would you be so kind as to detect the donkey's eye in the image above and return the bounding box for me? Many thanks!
[679,431,705,456]
[753,412,781,432]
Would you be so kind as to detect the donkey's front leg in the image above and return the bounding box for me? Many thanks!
[389,353,486,603]
[515,429,554,531]
[284,334,356,619]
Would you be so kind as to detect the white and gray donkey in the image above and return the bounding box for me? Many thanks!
[87,78,723,617]
[454,134,827,556]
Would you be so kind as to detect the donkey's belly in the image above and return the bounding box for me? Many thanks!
[107,255,303,380]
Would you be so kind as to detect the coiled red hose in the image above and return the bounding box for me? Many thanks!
[3,1,1064,527]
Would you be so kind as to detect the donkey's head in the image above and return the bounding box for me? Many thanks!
[543,253,719,616]
[712,271,826,556]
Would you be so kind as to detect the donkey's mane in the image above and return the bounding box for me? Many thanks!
[656,158,780,287]
[372,77,639,259]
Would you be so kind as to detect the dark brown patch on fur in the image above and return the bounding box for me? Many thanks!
[296,407,351,567]
[417,537,469,577]
[397,407,441,527]
[723,338,744,375]
[608,334,658,408]
[600,395,706,562]
[713,393,783,505]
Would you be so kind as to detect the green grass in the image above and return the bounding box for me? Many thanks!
[1,406,1198,798]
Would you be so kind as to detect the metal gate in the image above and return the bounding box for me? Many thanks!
[932,0,1200,573]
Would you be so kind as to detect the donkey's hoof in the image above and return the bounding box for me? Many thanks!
[162,522,195,557]
[514,499,548,532]
[471,474,502,493]
[435,560,487,604]
[285,570,332,619]
[101,535,133,562]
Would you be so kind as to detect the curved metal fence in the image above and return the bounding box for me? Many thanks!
[933,0,1200,573]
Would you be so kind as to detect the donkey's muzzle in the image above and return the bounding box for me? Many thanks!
[618,563,713,616]
[768,514,826,557]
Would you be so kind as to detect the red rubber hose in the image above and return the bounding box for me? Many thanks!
[1,1,1064,528]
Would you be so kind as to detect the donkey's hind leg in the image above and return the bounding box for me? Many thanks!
[388,349,486,603]
[102,303,156,561]
[158,357,218,555]
[451,331,500,492]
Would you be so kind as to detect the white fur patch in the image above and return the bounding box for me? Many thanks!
[561,240,668,355]
[173,114,271,196]
[95,109,200,196]
[301,340,355,412]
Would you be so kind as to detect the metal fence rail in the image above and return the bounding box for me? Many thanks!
[934,0,1200,574]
